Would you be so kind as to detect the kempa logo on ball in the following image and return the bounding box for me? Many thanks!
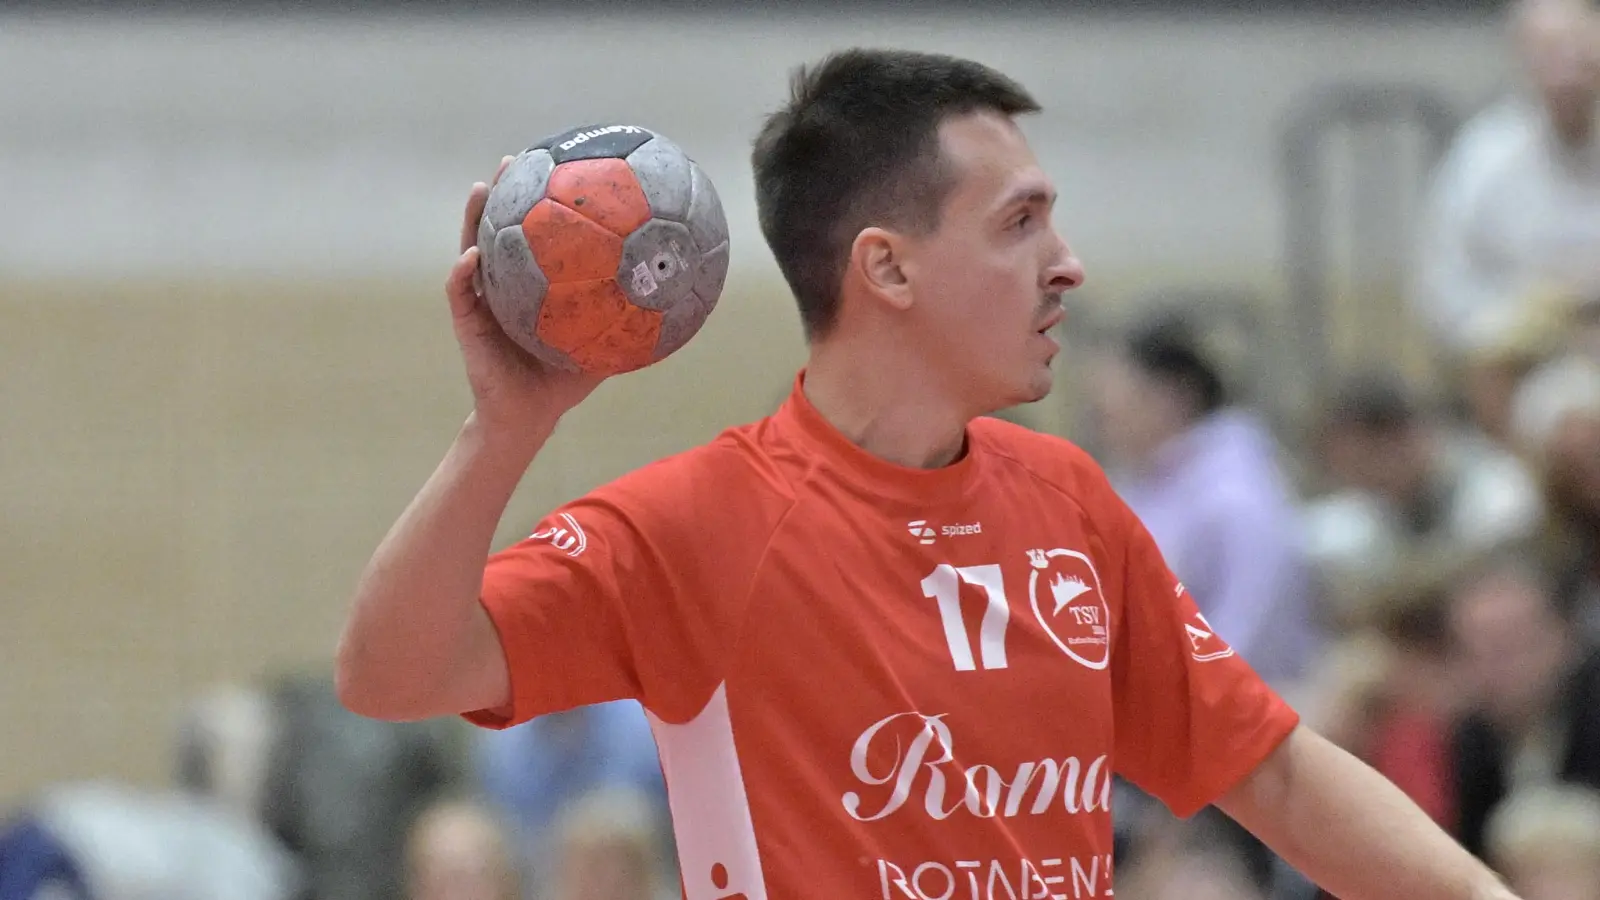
[557,125,647,151]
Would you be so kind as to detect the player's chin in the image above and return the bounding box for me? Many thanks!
[1023,368,1055,404]
[1007,362,1056,406]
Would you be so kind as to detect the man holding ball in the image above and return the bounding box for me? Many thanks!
[336,48,1520,900]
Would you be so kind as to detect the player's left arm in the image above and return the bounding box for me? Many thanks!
[1094,462,1520,900]
[1216,724,1519,900]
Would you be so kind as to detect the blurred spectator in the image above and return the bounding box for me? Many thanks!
[0,683,303,900]
[1116,840,1266,900]
[1302,370,1542,625]
[261,672,462,900]
[1274,580,1465,900]
[1412,0,1600,359]
[0,806,90,900]
[1574,294,1600,363]
[1511,354,1600,640]
[544,786,672,900]
[173,683,278,824]
[1454,286,1576,447]
[1448,553,1600,858]
[1364,588,1465,829]
[1088,311,1319,689]
[1303,569,1462,829]
[0,781,304,900]
[1485,783,1600,900]
[1301,632,1399,762]
[404,799,521,900]
[472,700,667,883]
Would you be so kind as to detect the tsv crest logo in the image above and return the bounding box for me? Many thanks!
[1027,548,1111,670]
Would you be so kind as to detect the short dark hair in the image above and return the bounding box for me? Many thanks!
[1122,313,1228,415]
[1323,370,1420,436]
[1370,571,1455,655]
[751,49,1040,340]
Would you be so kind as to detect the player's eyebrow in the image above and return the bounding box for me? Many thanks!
[993,183,1057,217]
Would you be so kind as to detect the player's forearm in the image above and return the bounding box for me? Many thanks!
[335,411,553,717]
[1218,726,1516,900]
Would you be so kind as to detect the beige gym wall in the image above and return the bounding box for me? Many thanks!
[0,11,1507,800]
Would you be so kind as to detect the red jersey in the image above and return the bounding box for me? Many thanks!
[467,372,1298,900]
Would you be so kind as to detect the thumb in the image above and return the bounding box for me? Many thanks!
[446,247,484,323]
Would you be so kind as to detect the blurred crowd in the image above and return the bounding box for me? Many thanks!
[2,0,1598,898]
[1092,2,1600,897]
[0,676,677,900]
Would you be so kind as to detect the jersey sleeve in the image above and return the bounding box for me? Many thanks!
[1107,493,1301,818]
[463,450,786,730]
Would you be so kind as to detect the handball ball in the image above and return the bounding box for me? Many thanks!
[476,123,730,376]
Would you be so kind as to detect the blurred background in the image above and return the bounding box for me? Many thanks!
[3,1,1600,898]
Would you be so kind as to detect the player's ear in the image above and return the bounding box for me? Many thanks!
[849,227,914,313]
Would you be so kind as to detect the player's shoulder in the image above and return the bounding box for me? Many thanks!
[970,416,1124,512]
[580,416,796,527]
[970,415,1102,479]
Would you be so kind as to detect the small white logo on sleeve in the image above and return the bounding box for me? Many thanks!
[530,512,588,558]
[1185,612,1236,662]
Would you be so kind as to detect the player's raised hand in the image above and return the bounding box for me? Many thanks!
[446,157,602,439]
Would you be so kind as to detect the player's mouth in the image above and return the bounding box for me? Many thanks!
[1033,308,1064,357]
[1035,307,1065,335]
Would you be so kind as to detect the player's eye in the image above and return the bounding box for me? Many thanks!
[1011,213,1033,231]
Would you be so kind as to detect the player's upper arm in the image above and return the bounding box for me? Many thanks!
[438,599,515,721]
[463,447,791,730]
[1103,484,1300,818]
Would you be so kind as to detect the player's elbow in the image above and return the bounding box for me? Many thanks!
[333,638,423,722]
[333,646,382,719]
[334,598,507,722]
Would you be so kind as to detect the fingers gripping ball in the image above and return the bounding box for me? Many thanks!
[476,124,730,376]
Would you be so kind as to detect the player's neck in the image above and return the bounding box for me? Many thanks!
[801,342,971,470]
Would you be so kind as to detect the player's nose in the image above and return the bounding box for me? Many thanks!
[1043,237,1086,293]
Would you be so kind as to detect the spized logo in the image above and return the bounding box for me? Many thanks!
[906,520,936,545]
